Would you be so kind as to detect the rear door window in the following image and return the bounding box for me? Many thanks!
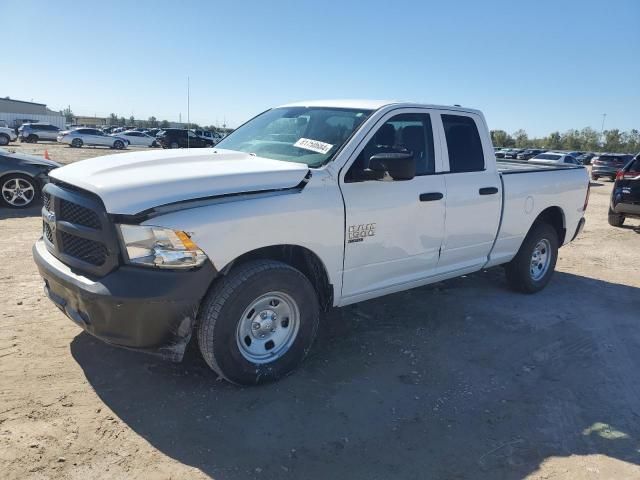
[441,114,485,172]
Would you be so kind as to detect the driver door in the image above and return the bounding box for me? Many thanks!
[339,109,446,303]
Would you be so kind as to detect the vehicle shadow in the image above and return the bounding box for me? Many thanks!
[0,203,42,219]
[70,270,640,479]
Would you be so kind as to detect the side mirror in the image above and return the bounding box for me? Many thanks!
[369,152,416,180]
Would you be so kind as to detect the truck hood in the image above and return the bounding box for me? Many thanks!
[50,148,310,215]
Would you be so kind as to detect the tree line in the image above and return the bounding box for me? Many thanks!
[491,127,640,153]
[61,107,223,132]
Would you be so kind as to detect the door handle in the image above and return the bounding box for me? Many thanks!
[479,187,499,195]
[419,192,444,202]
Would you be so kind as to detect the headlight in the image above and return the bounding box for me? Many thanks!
[118,224,207,269]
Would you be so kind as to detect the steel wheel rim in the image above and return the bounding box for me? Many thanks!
[236,291,300,364]
[2,177,35,206]
[530,238,551,281]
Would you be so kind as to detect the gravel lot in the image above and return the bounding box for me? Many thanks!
[1,142,639,479]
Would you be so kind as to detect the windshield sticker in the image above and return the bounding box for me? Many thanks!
[294,138,333,155]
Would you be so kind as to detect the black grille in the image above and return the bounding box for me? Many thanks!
[43,221,53,243]
[60,199,101,229]
[60,232,108,266]
[43,191,52,211]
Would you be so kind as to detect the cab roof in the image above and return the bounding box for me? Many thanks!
[277,99,482,115]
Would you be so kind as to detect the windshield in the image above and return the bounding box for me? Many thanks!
[215,107,372,167]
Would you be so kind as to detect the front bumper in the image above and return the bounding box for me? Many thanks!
[33,239,217,361]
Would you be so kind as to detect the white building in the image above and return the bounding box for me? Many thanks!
[0,97,66,129]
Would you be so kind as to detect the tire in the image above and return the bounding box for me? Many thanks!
[0,173,39,208]
[608,208,625,227]
[591,175,599,181]
[27,135,38,143]
[0,134,9,146]
[197,259,320,385]
[505,222,559,293]
[71,138,83,148]
[113,140,125,150]
[170,141,179,149]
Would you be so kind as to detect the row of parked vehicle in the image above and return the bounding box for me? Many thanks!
[0,122,226,150]
[495,147,635,177]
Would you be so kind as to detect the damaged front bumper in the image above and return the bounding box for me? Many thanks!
[33,239,216,361]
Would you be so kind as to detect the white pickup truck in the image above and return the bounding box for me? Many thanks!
[33,100,589,385]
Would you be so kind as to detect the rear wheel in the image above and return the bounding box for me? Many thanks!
[505,222,559,293]
[608,208,625,227]
[197,260,320,385]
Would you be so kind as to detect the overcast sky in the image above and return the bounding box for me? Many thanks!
[4,0,639,135]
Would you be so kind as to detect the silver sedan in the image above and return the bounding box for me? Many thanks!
[57,128,129,149]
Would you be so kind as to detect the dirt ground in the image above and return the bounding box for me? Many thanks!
[1,142,639,480]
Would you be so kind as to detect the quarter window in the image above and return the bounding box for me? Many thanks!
[442,114,485,173]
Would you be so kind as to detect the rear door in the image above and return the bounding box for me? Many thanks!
[435,111,502,272]
[619,156,640,206]
[340,108,446,301]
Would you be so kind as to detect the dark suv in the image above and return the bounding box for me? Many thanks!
[156,129,213,149]
[516,148,546,160]
[609,154,640,227]
[592,154,634,181]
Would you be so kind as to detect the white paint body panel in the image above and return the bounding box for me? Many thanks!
[51,100,589,307]
[49,148,309,215]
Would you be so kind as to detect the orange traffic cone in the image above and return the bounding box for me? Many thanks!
[44,150,50,160]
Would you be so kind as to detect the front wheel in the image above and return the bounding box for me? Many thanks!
[0,134,9,146]
[608,208,625,227]
[71,138,83,148]
[1,174,38,208]
[197,260,320,385]
[113,140,125,149]
[505,222,559,293]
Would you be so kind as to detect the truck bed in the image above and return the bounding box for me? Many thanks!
[497,159,584,175]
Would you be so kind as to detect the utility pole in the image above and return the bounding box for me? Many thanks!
[600,113,607,145]
[187,76,190,148]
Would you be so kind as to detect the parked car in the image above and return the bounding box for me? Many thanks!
[577,152,595,165]
[18,123,61,143]
[111,130,158,147]
[591,154,633,181]
[156,129,213,148]
[504,149,525,159]
[0,148,61,208]
[192,129,220,144]
[146,128,161,137]
[33,100,589,385]
[516,149,546,160]
[57,128,129,149]
[495,148,510,158]
[529,152,581,166]
[608,154,640,227]
[0,126,18,146]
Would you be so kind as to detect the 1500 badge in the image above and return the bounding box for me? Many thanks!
[348,223,376,243]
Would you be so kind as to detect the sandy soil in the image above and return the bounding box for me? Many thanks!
[1,143,639,479]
